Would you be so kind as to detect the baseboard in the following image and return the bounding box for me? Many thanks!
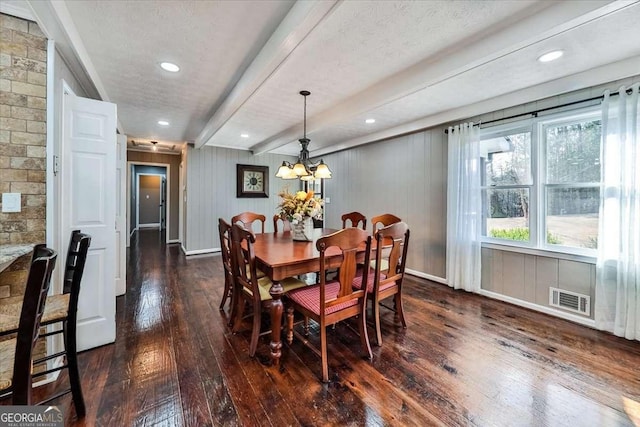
[167,239,180,244]
[478,289,596,328]
[182,247,220,256]
[405,268,448,286]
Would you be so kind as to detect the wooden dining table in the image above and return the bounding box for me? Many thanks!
[252,227,365,366]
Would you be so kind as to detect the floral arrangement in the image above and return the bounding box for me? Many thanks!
[277,189,323,224]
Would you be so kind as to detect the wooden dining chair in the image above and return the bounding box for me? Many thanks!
[0,231,90,415]
[0,245,57,405]
[231,212,266,234]
[354,222,410,346]
[229,224,307,357]
[370,213,401,233]
[218,218,235,318]
[273,214,291,233]
[341,211,367,230]
[286,228,373,382]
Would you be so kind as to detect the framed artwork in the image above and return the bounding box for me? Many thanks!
[237,164,269,198]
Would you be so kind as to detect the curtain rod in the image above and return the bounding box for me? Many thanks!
[444,87,633,134]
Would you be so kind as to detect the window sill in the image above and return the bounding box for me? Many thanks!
[481,242,596,264]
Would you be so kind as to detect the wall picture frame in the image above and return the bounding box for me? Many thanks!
[237,164,269,198]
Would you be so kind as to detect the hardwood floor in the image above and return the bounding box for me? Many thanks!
[6,229,640,426]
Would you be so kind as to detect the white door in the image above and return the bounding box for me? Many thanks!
[62,93,116,351]
[116,134,127,296]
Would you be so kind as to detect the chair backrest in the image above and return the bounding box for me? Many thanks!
[63,231,91,325]
[229,224,262,305]
[273,214,291,233]
[231,212,266,234]
[341,211,367,230]
[13,245,57,404]
[316,228,371,317]
[371,213,401,234]
[218,218,233,278]
[374,222,410,289]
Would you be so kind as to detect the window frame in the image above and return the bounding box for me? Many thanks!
[479,106,601,258]
[480,121,538,249]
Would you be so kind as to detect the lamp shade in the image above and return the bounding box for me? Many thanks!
[292,162,309,176]
[275,162,297,179]
[314,160,332,179]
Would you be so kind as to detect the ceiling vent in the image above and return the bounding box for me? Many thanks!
[549,287,590,316]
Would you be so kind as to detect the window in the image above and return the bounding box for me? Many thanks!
[480,109,602,255]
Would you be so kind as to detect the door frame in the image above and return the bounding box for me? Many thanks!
[127,161,171,244]
[136,172,165,229]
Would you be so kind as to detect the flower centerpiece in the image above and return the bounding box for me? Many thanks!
[277,189,323,241]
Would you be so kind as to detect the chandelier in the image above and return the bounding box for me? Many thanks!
[275,90,332,181]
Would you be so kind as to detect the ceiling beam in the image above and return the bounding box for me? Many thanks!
[194,0,340,149]
[250,0,620,155]
[312,55,640,157]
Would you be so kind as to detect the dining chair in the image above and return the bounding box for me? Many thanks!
[353,222,410,346]
[229,224,307,357]
[218,218,235,318]
[0,231,90,415]
[286,228,373,382]
[231,212,266,234]
[370,213,401,233]
[273,214,291,233]
[341,211,367,230]
[0,245,57,405]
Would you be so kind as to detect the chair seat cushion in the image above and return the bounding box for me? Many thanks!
[243,276,307,301]
[0,294,69,335]
[287,281,359,316]
[352,269,388,293]
[0,338,16,390]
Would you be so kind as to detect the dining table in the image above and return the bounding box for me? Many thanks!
[252,227,371,366]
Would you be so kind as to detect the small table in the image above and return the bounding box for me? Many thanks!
[252,228,369,366]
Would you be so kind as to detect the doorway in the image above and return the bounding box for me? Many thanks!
[128,163,170,244]
[137,173,166,230]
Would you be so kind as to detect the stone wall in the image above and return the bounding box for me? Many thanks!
[0,13,47,245]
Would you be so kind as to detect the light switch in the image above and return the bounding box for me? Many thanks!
[325,197,330,204]
[2,193,21,212]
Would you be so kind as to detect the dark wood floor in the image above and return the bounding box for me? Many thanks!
[9,229,640,426]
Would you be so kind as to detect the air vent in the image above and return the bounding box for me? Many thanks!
[549,287,590,316]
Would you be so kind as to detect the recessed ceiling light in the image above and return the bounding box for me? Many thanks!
[240,133,249,138]
[157,120,169,126]
[365,118,376,124]
[160,62,180,72]
[538,50,563,63]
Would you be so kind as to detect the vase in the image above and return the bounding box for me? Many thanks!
[291,217,314,241]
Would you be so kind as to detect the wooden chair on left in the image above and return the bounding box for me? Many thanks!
[231,212,266,234]
[218,218,234,310]
[0,231,91,416]
[0,245,57,405]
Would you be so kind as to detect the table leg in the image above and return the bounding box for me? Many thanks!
[269,281,284,366]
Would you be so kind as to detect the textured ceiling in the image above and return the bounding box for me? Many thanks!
[34,0,640,155]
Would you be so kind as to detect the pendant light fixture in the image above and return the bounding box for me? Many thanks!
[276,90,332,181]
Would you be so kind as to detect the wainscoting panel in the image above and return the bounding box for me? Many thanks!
[481,247,595,319]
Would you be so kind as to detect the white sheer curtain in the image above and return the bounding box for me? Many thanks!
[446,122,482,292]
[595,83,640,341]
